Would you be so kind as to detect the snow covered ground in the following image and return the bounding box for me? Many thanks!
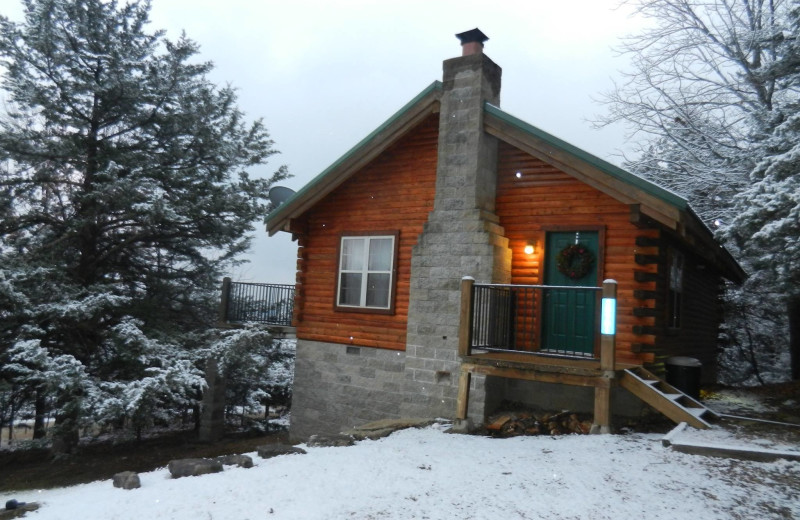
[3,424,798,520]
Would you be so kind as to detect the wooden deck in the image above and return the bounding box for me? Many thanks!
[455,349,637,434]
[455,350,715,431]
[462,351,639,384]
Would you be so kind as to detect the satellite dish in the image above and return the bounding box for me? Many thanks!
[268,186,296,208]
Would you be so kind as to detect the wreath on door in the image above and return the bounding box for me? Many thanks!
[556,243,595,280]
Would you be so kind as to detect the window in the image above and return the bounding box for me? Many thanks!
[667,248,684,329]
[336,233,397,312]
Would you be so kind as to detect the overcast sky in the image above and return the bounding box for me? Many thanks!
[2,0,648,284]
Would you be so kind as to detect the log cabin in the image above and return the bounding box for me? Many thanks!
[266,29,745,440]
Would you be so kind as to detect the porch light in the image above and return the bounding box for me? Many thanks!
[524,241,536,255]
[601,298,616,335]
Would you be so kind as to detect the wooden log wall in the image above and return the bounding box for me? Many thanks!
[495,141,658,365]
[292,114,439,350]
[648,243,725,384]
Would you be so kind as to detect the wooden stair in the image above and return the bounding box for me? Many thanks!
[619,367,717,429]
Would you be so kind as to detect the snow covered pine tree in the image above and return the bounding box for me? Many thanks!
[0,0,287,452]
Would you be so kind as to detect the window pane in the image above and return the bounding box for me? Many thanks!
[366,273,390,308]
[670,251,684,291]
[339,273,362,306]
[368,238,393,270]
[341,238,364,271]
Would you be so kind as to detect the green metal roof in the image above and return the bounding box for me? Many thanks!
[483,103,690,211]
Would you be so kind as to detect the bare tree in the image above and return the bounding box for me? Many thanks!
[596,0,793,222]
[597,0,800,383]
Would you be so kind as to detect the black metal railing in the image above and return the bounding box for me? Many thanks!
[221,278,295,326]
[470,283,602,357]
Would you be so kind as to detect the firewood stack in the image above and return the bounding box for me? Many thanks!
[485,410,592,437]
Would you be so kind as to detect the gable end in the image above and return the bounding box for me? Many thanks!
[266,82,443,236]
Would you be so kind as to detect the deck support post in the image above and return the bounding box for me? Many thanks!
[456,368,471,420]
[591,380,612,434]
[451,367,474,433]
[453,277,475,433]
[458,277,474,357]
[592,279,617,434]
[218,277,232,325]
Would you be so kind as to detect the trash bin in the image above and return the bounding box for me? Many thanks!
[664,356,702,399]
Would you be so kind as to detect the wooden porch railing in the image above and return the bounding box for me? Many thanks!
[219,277,295,326]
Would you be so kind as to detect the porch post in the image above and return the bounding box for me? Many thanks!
[458,277,475,357]
[456,369,472,420]
[451,366,474,434]
[600,279,617,372]
[592,279,617,434]
[452,277,475,433]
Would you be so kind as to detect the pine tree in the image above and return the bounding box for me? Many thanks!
[0,0,287,450]
[206,327,294,430]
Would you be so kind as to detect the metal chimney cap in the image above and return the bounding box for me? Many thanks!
[455,28,489,45]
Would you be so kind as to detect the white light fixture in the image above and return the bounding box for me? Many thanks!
[601,279,618,336]
[524,241,536,255]
[601,298,616,335]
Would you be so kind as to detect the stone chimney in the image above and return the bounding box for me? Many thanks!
[438,28,502,213]
[401,30,511,422]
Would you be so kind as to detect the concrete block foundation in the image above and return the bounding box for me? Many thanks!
[289,340,407,440]
[289,338,493,440]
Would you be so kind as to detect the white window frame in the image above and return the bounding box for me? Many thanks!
[336,234,397,312]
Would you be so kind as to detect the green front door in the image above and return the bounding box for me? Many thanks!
[542,231,599,355]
